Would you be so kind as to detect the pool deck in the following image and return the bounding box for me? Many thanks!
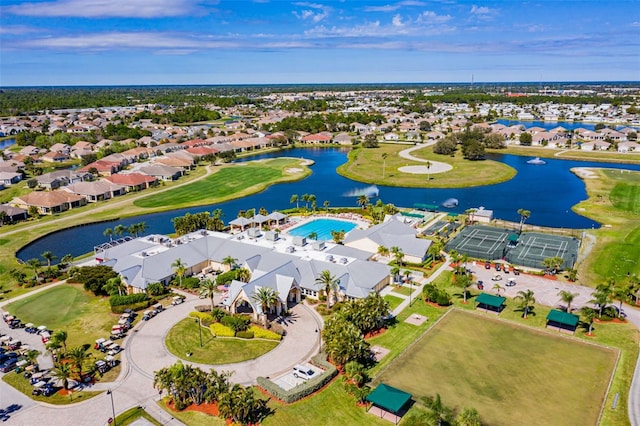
[279,213,371,233]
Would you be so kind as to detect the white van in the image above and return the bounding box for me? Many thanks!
[292,365,316,380]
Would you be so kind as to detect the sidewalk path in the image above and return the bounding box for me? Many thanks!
[397,143,453,174]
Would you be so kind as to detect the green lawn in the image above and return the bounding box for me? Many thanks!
[375,309,618,426]
[165,318,279,364]
[383,294,404,310]
[610,182,640,213]
[115,406,162,426]
[389,285,414,296]
[2,371,101,405]
[134,158,309,209]
[4,284,116,350]
[337,144,516,188]
[263,379,389,426]
[157,400,225,426]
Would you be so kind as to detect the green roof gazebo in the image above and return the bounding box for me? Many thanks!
[366,383,412,424]
[546,309,579,334]
[475,293,506,314]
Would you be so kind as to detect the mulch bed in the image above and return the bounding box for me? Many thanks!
[165,399,219,417]
[594,318,627,324]
[364,327,387,339]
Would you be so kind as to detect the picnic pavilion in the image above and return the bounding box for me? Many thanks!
[546,309,579,334]
[475,293,506,314]
[366,383,412,424]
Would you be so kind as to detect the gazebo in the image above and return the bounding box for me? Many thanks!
[266,211,288,226]
[251,214,269,227]
[366,383,412,424]
[229,217,251,231]
[475,293,506,314]
[546,309,579,334]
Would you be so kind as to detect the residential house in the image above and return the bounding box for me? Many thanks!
[136,164,184,181]
[617,141,640,153]
[11,191,87,215]
[0,172,22,185]
[301,132,333,144]
[105,173,158,192]
[41,151,71,163]
[0,204,28,224]
[64,180,127,202]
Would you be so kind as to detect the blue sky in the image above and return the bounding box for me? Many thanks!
[1,0,639,86]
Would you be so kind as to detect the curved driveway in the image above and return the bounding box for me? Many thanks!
[6,290,322,425]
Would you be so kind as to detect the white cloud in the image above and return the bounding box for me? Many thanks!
[416,11,452,24]
[631,21,640,27]
[470,5,492,15]
[392,14,404,27]
[293,2,330,22]
[0,25,39,35]
[364,1,427,12]
[3,0,208,18]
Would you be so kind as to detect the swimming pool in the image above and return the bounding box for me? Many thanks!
[287,218,357,241]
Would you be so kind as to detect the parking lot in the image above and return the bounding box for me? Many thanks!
[270,363,324,391]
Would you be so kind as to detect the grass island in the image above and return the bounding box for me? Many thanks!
[337,144,516,188]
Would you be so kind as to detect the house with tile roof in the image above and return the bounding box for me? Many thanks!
[63,180,127,202]
[11,191,87,214]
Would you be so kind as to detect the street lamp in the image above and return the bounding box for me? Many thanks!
[107,389,117,426]
[409,279,413,307]
[195,318,203,347]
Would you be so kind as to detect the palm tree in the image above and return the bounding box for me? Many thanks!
[60,254,74,269]
[457,407,482,426]
[423,394,454,426]
[425,160,432,182]
[67,346,92,379]
[51,362,74,390]
[323,200,330,212]
[590,286,612,318]
[26,258,40,281]
[41,251,57,268]
[357,194,369,210]
[252,287,280,326]
[377,245,390,258]
[137,221,148,236]
[515,289,536,319]
[389,265,401,285]
[580,306,596,335]
[290,194,299,209]
[517,208,531,233]
[307,232,318,240]
[222,255,238,271]
[315,270,340,308]
[171,258,187,287]
[198,278,216,307]
[26,349,40,365]
[301,193,310,210]
[391,246,404,266]
[127,224,138,237]
[103,227,114,241]
[403,269,412,284]
[105,276,126,296]
[113,224,126,239]
[52,330,68,353]
[456,274,472,303]
[465,208,477,225]
[236,267,251,283]
[381,152,388,179]
[308,194,317,212]
[558,290,579,312]
[493,283,504,296]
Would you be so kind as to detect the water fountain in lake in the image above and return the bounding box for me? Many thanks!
[442,198,459,208]
[527,157,547,165]
[344,185,380,198]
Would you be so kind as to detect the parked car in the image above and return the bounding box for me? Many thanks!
[8,341,22,351]
[172,296,185,305]
[292,365,316,380]
[153,303,164,312]
[477,280,484,290]
[485,263,491,269]
[0,358,18,373]
[491,274,502,281]
[513,269,520,275]
[506,278,517,287]
[0,352,18,364]
[495,264,501,271]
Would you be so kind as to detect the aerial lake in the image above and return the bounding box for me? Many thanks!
[16,147,640,261]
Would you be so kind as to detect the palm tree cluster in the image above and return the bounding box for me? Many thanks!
[50,342,93,390]
[104,221,148,240]
[369,199,399,224]
[154,362,270,424]
[315,270,341,308]
[515,289,536,319]
[171,210,224,236]
[409,393,482,426]
[290,193,317,211]
[252,287,280,327]
[322,293,390,366]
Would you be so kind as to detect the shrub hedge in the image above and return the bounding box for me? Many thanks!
[256,353,337,403]
[210,323,235,337]
[111,301,149,314]
[249,326,282,341]
[110,293,149,307]
[236,331,255,339]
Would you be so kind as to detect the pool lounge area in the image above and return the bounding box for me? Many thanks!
[287,217,359,241]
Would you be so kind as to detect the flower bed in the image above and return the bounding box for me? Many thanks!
[210,322,235,337]
[249,325,282,341]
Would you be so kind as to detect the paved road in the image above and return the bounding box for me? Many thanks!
[4,288,322,425]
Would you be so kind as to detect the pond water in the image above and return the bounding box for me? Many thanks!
[16,147,640,261]
[495,119,638,131]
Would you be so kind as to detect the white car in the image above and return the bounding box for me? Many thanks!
[292,365,316,380]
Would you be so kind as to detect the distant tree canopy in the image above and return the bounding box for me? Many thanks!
[102,123,151,141]
[267,112,385,133]
[135,106,221,125]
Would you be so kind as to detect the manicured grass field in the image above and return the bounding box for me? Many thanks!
[134,158,308,208]
[165,318,279,364]
[5,284,116,349]
[383,294,404,310]
[390,285,414,296]
[610,182,640,213]
[263,379,389,426]
[376,309,618,426]
[115,406,162,426]
[337,144,516,188]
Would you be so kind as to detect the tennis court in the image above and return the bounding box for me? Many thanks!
[506,232,580,269]
[446,225,510,260]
